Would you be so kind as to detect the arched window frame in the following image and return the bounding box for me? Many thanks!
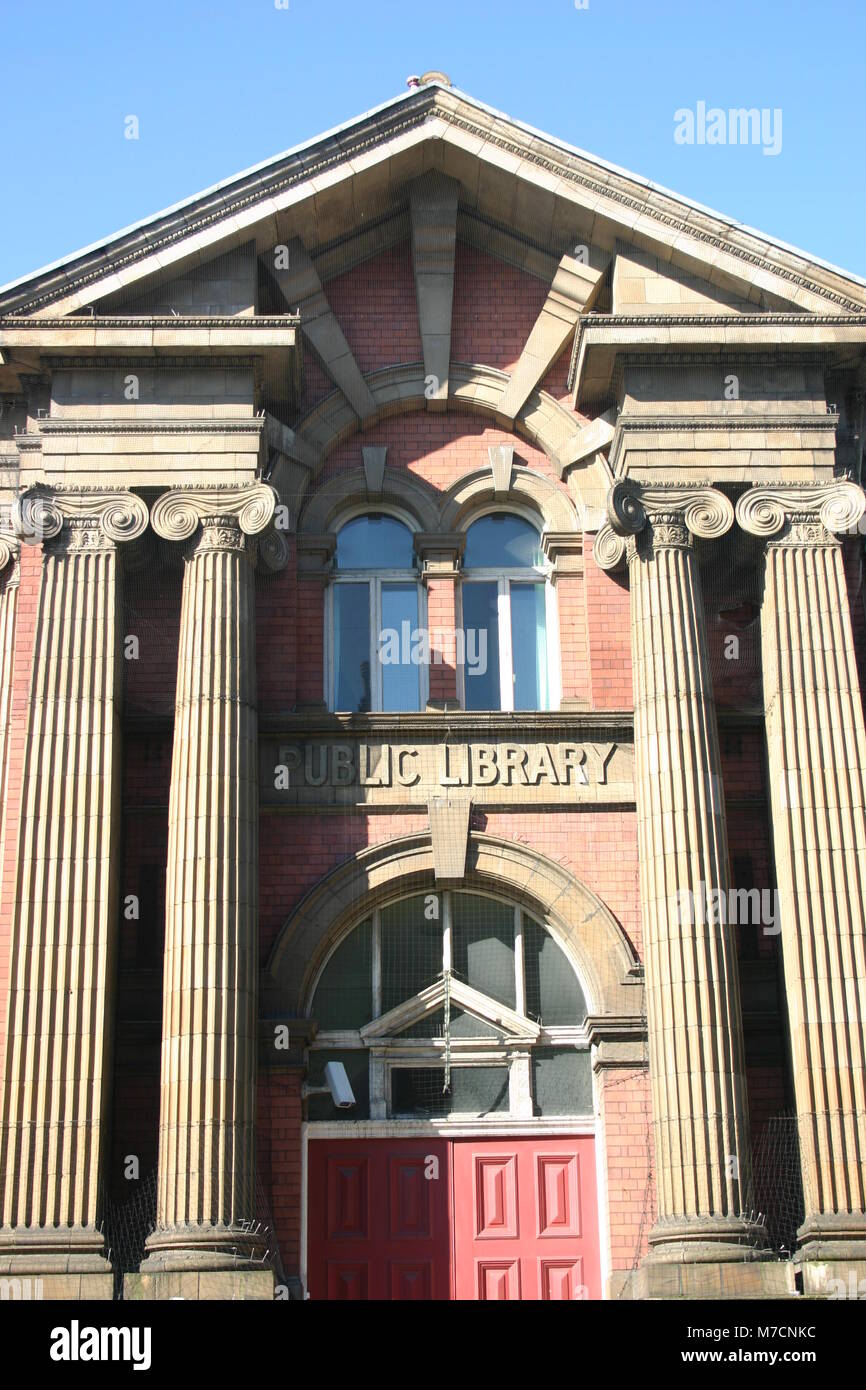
[325,506,429,713]
[457,506,561,713]
[306,888,591,1123]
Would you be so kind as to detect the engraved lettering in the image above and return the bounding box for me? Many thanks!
[304,743,329,787]
[500,743,528,786]
[332,744,354,786]
[471,744,498,786]
[558,743,588,786]
[396,748,420,786]
[525,743,558,785]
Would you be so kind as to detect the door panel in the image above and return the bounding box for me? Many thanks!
[308,1135,600,1300]
[453,1138,600,1300]
[308,1139,450,1300]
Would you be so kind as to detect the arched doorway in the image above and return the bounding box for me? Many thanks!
[305,887,599,1300]
[267,836,642,1301]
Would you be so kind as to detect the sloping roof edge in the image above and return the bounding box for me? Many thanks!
[2,80,864,314]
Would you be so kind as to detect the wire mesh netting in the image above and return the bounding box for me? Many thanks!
[102,1169,287,1300]
[750,1111,804,1256]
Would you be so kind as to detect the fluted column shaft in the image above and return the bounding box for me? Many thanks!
[144,486,274,1270]
[0,491,146,1279]
[600,482,764,1263]
[739,482,866,1261]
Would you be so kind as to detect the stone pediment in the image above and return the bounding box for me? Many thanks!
[2,81,865,322]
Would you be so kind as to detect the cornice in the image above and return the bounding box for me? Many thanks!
[258,709,635,739]
[36,416,266,436]
[611,411,839,433]
[569,313,866,390]
[0,315,300,330]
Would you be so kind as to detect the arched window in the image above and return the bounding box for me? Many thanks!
[460,512,554,711]
[328,513,425,712]
[306,891,591,1121]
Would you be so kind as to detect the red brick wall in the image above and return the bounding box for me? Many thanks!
[599,1066,655,1272]
[324,242,423,375]
[425,577,458,701]
[451,243,549,375]
[583,533,633,710]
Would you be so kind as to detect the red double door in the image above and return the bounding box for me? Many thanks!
[307,1136,601,1300]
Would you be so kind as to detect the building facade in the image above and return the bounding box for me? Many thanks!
[0,78,865,1301]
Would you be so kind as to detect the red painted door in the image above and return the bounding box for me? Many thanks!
[452,1137,601,1300]
[308,1136,600,1299]
[307,1139,451,1300]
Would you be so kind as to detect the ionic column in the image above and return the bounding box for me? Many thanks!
[737,481,866,1273]
[599,484,765,1265]
[0,489,148,1295]
[140,485,275,1278]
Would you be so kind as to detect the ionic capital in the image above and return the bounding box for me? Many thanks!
[595,481,733,570]
[11,486,149,550]
[150,483,277,545]
[735,480,865,546]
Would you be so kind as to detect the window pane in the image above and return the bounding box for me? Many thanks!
[311,919,373,1031]
[462,581,500,710]
[464,513,541,569]
[532,1048,592,1116]
[390,1066,509,1118]
[379,583,421,711]
[524,918,587,1024]
[334,582,371,712]
[452,893,516,1008]
[307,1050,370,1121]
[336,514,414,569]
[510,582,547,711]
[381,895,442,1013]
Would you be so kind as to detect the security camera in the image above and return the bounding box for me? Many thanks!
[302,1060,357,1109]
[324,1061,356,1109]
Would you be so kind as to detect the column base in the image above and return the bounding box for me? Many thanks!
[613,1260,795,1300]
[124,1270,274,1301]
[796,1213,866,1296]
[0,1227,114,1299]
[140,1222,271,1274]
[645,1214,771,1264]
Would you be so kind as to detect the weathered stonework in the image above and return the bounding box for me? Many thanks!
[0,81,865,1303]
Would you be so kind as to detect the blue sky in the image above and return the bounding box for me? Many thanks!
[1,0,864,287]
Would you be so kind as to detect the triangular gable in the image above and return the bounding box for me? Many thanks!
[360,976,540,1042]
[2,82,864,320]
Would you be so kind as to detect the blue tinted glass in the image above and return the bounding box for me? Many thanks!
[336,515,414,569]
[379,583,421,711]
[510,582,547,710]
[464,514,541,569]
[462,582,500,710]
[334,582,371,712]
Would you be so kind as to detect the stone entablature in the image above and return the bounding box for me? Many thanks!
[261,719,634,809]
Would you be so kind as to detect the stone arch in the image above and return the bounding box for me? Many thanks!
[298,465,440,536]
[440,467,579,535]
[266,831,640,1021]
[292,361,609,520]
